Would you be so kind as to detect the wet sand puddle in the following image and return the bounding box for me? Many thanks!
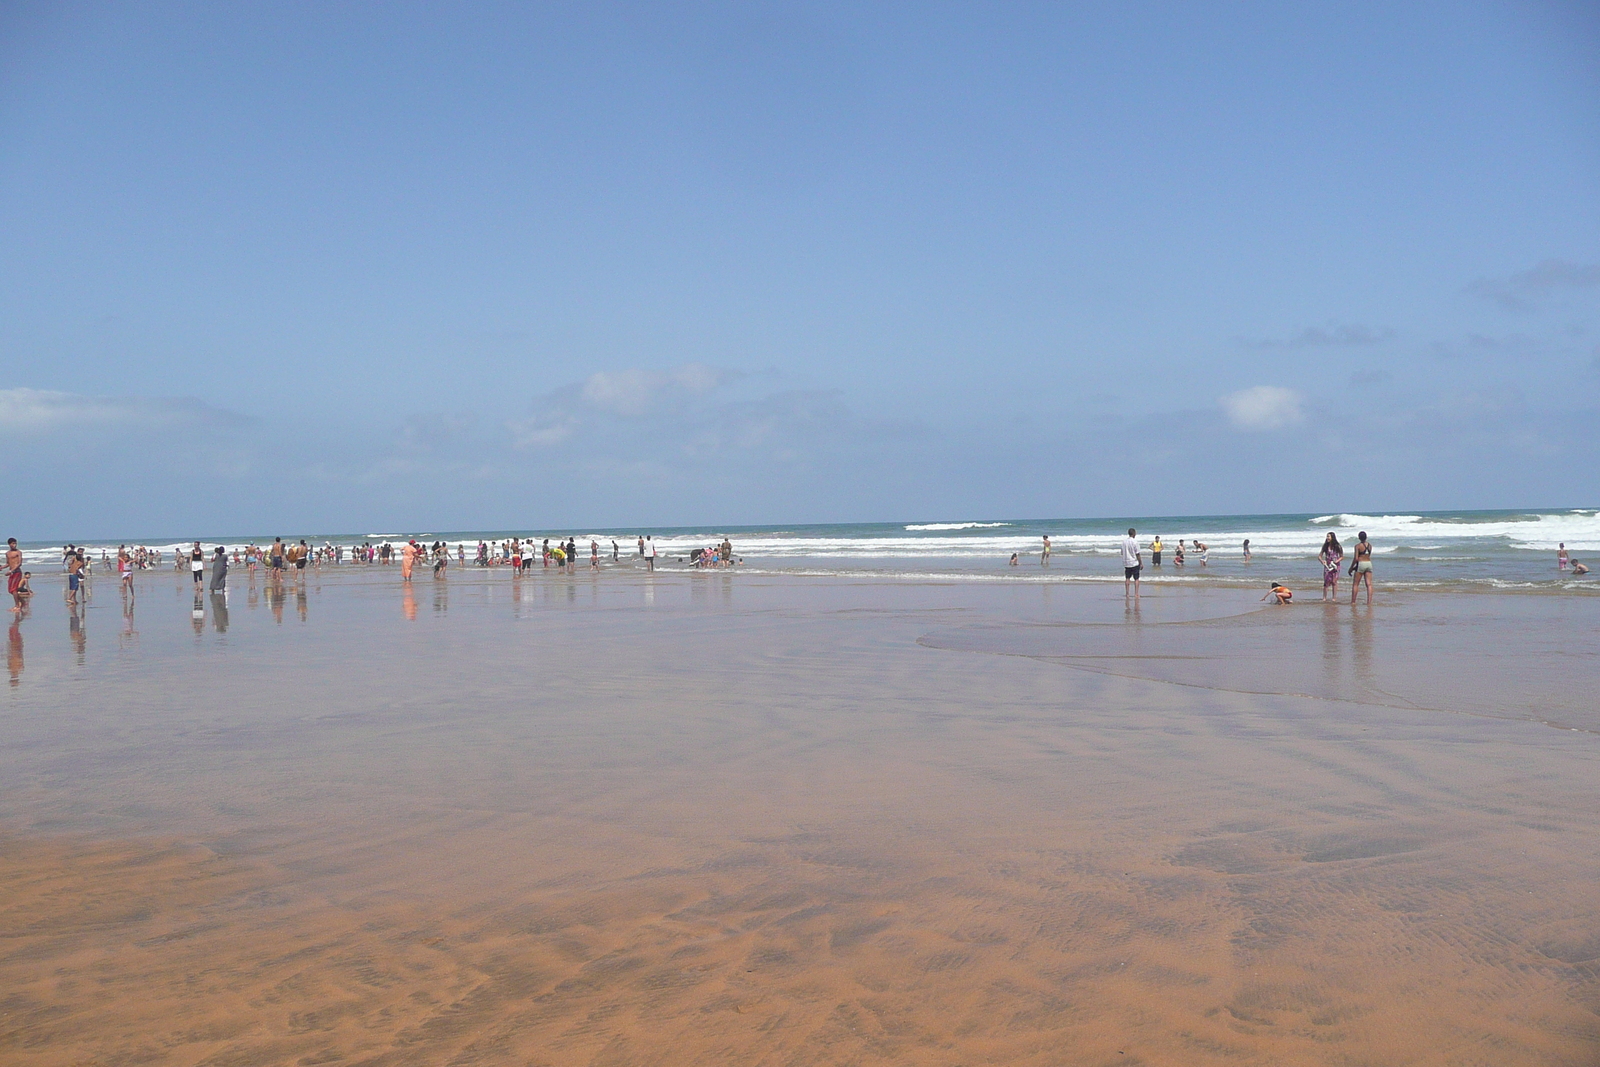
[1,574,1597,1065]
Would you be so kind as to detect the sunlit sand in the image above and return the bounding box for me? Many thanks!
[2,571,1596,1065]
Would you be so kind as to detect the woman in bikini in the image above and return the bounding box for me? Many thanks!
[1350,531,1373,604]
[1319,532,1343,601]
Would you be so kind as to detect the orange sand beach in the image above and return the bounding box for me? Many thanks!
[2,570,1597,1065]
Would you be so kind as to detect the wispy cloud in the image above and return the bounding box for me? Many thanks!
[1220,385,1304,431]
[506,412,582,448]
[579,364,729,416]
[398,412,477,452]
[507,363,736,448]
[0,388,248,435]
[1428,333,1542,360]
[1240,324,1392,350]
[1466,260,1600,312]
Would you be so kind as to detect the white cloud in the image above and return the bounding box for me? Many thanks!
[0,388,246,435]
[1220,385,1304,431]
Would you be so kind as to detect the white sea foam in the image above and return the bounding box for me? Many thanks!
[1306,510,1600,552]
[903,521,1011,531]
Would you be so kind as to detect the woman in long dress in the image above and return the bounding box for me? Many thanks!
[1319,532,1343,601]
[401,540,417,581]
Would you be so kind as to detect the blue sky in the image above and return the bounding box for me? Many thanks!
[2,1,1597,538]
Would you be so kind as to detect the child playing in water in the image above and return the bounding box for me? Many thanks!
[1262,581,1292,605]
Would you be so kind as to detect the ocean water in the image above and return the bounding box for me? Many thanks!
[20,507,1600,593]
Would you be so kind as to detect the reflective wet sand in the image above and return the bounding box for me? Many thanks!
[2,571,1597,1065]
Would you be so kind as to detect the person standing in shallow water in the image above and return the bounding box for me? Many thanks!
[1319,532,1343,601]
[400,540,417,582]
[1121,527,1142,601]
[1350,531,1374,604]
[6,538,24,612]
[210,546,228,592]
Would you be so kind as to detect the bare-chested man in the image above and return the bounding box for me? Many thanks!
[5,538,23,612]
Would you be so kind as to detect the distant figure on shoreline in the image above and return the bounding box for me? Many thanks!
[1194,540,1209,566]
[645,536,656,572]
[1242,539,1252,561]
[1009,553,1019,566]
[1121,528,1142,601]
[1173,540,1185,566]
[1557,543,1569,570]
[1150,535,1162,566]
[1572,559,1589,575]
[1040,535,1051,565]
[1351,531,1373,604]
[210,547,228,592]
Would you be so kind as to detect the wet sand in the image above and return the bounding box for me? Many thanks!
[2,571,1597,1065]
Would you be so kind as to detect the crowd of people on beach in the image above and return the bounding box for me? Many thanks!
[3,526,1589,620]
[6,534,724,603]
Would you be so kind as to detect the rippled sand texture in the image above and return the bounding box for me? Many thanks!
[1,575,1597,1065]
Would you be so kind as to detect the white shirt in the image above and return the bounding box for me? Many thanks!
[1120,537,1141,568]
[646,541,656,558]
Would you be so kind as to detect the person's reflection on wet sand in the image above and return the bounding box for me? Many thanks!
[7,619,22,686]
[1350,602,1375,693]
[210,592,229,633]
[434,582,449,615]
[296,587,308,622]
[119,598,137,648]
[247,573,259,611]
[191,590,205,636]
[265,583,284,625]
[1320,601,1344,695]
[403,585,417,621]
[67,604,86,665]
